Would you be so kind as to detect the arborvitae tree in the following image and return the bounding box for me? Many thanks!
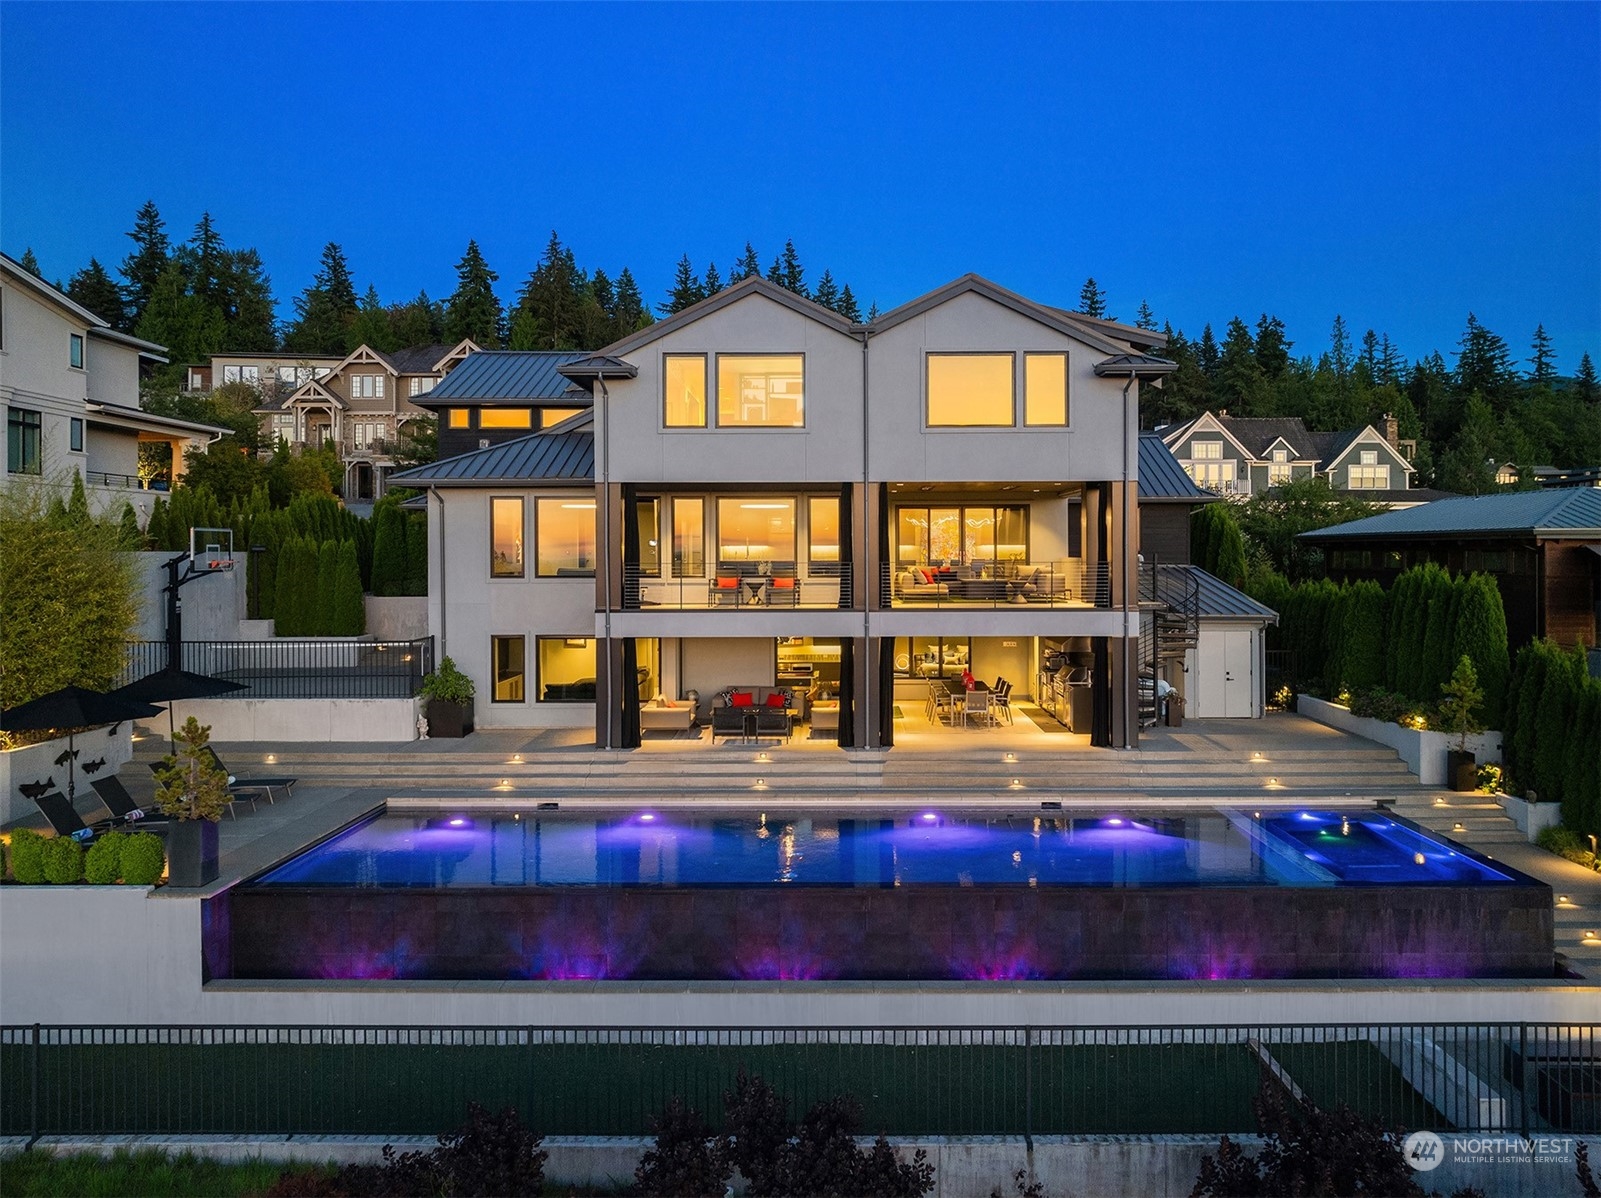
[1077,278,1106,318]
[222,249,278,351]
[1135,301,1158,331]
[332,540,365,635]
[404,517,428,595]
[1419,570,1462,698]
[443,239,502,348]
[119,201,170,324]
[1531,643,1582,804]
[18,248,42,277]
[811,270,840,313]
[145,498,169,554]
[313,539,339,636]
[778,239,805,296]
[1562,682,1601,835]
[116,501,144,549]
[701,262,722,297]
[1509,642,1550,789]
[350,286,396,351]
[1448,573,1510,727]
[67,258,127,329]
[272,535,300,635]
[370,501,406,597]
[1339,581,1386,691]
[1190,503,1247,588]
[64,472,91,527]
[837,285,861,323]
[660,254,705,316]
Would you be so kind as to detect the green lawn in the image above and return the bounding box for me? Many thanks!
[0,1149,298,1198]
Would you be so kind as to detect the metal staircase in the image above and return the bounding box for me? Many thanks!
[1138,562,1201,725]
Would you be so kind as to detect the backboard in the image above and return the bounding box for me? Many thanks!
[189,527,236,572]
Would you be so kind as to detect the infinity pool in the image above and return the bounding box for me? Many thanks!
[214,806,1552,982]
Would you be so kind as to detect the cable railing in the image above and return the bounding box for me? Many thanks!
[880,561,1109,609]
[622,564,853,610]
[118,638,434,698]
[1,1022,1593,1140]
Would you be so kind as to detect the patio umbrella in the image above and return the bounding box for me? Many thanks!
[0,686,163,801]
[112,668,248,742]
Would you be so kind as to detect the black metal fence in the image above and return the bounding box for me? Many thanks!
[1,1023,1594,1141]
[118,638,434,699]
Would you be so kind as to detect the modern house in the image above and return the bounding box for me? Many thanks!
[1303,488,1601,651]
[0,253,230,517]
[395,273,1292,748]
[407,350,593,460]
[1159,411,1449,507]
[247,339,479,498]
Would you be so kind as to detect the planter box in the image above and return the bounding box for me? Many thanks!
[165,820,219,888]
[1499,794,1565,842]
[1447,750,1478,792]
[425,698,474,739]
[1297,695,1501,787]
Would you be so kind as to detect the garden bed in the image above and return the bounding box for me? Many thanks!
[1297,695,1500,787]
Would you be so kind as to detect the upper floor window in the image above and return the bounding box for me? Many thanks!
[7,407,42,475]
[69,334,84,369]
[277,365,313,385]
[1192,440,1222,459]
[716,355,805,428]
[409,377,435,397]
[927,354,1013,427]
[1269,448,1291,484]
[478,409,532,429]
[1360,449,1378,465]
[1349,460,1390,489]
[536,497,596,577]
[1023,353,1068,426]
[447,409,470,429]
[664,355,707,427]
[222,364,260,385]
[350,374,385,399]
[490,496,524,578]
[540,407,585,429]
[69,418,84,453]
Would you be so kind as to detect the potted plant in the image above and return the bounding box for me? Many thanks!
[1438,655,1485,793]
[420,656,475,738]
[151,716,232,886]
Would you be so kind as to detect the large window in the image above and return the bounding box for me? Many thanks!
[1269,449,1291,484]
[536,497,596,576]
[478,409,532,429]
[491,635,526,702]
[1191,440,1222,459]
[927,354,1013,427]
[223,364,260,385]
[717,497,796,564]
[808,496,841,573]
[350,374,385,399]
[7,407,41,475]
[893,636,972,680]
[1024,353,1068,425]
[664,354,707,428]
[490,496,524,578]
[537,638,596,703]
[895,505,1027,565]
[69,334,84,369]
[1349,449,1389,490]
[716,355,804,427]
[672,497,705,576]
[1190,460,1235,489]
[539,407,585,429]
[635,498,660,576]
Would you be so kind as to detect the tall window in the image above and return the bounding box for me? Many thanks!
[635,498,660,576]
[1349,449,1389,490]
[478,409,532,429]
[808,496,840,573]
[491,636,526,702]
[1269,448,1291,484]
[717,497,796,564]
[716,355,804,427]
[664,354,707,427]
[926,354,1013,427]
[896,505,1027,564]
[272,414,294,443]
[537,638,596,703]
[69,334,84,369]
[7,407,41,475]
[672,497,705,576]
[1023,353,1068,425]
[536,497,596,576]
[69,418,83,452]
[489,496,524,578]
[350,374,385,399]
[1190,460,1235,489]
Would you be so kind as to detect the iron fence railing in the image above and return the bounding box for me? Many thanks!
[118,638,433,699]
[85,470,164,491]
[623,564,853,610]
[880,561,1109,609]
[1,1023,1592,1141]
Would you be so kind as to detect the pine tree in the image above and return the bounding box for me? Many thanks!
[19,248,42,277]
[67,259,127,329]
[1217,317,1270,416]
[1253,315,1291,379]
[404,517,428,595]
[284,243,358,354]
[1456,313,1516,413]
[779,239,805,296]
[185,212,229,309]
[1196,325,1220,381]
[390,291,444,347]
[701,262,722,297]
[812,269,840,313]
[732,242,761,283]
[1077,278,1106,319]
[1529,324,1556,383]
[444,240,502,348]
[837,285,861,323]
[510,232,585,349]
[1573,353,1599,405]
[1328,315,1352,384]
[866,301,880,321]
[119,201,170,324]
[332,540,365,635]
[660,255,705,316]
[611,268,648,336]
[1135,301,1157,331]
[222,249,278,351]
[1378,334,1405,386]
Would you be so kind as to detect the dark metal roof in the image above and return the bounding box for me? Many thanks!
[1185,566,1279,623]
[558,354,639,381]
[1094,353,1177,377]
[1300,488,1601,541]
[1138,433,1213,503]
[389,429,594,485]
[424,351,594,401]
[380,344,454,374]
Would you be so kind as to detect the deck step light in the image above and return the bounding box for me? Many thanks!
[1453,822,1466,832]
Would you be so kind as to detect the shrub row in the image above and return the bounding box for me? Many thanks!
[6,829,164,885]
[272,536,365,636]
[1503,639,1601,834]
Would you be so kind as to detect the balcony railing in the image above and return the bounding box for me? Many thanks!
[880,561,1109,609]
[622,564,852,611]
[85,470,162,491]
[119,638,433,699]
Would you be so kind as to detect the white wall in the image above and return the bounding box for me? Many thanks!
[83,335,141,404]
[0,724,133,827]
[365,596,428,641]
[1298,695,1502,786]
[170,697,419,742]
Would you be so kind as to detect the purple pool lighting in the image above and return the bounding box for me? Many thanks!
[638,812,656,822]
[1105,817,1124,826]
[921,812,939,822]
[448,818,467,828]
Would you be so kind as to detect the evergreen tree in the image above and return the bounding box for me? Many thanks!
[1077,278,1106,319]
[1377,335,1405,385]
[1531,644,1581,804]
[611,268,648,336]
[284,243,358,354]
[589,268,615,318]
[1436,393,1499,495]
[1359,329,1381,383]
[119,201,170,324]
[811,269,840,313]
[1190,503,1246,588]
[660,254,705,316]
[1135,300,1157,331]
[65,472,91,527]
[443,239,502,348]
[766,254,784,285]
[1340,581,1386,691]
[116,501,144,549]
[314,539,339,636]
[1573,353,1599,405]
[370,501,406,597]
[390,291,444,346]
[19,248,42,277]
[350,286,395,351]
[1455,313,1516,413]
[1529,324,1556,383]
[332,540,365,635]
[66,258,127,329]
[1449,572,1510,727]
[404,517,428,595]
[510,232,585,348]
[1196,325,1220,381]
[184,212,229,310]
[273,535,300,635]
[295,537,321,636]
[701,261,723,297]
[732,242,761,283]
[1562,683,1601,834]
[1253,315,1291,379]
[1217,317,1270,416]
[837,285,861,323]
[866,301,880,322]
[779,239,805,296]
[135,261,225,366]
[222,249,278,351]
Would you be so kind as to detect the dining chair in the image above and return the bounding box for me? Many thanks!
[993,680,1014,725]
[962,689,991,728]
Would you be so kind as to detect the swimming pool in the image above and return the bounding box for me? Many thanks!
[212,806,1553,983]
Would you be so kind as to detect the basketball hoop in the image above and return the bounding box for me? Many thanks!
[189,527,236,574]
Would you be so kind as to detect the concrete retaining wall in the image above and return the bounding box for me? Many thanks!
[129,551,247,643]
[5,1133,1573,1198]
[0,724,133,827]
[158,698,419,743]
[1500,794,1565,841]
[364,596,428,641]
[1298,695,1501,786]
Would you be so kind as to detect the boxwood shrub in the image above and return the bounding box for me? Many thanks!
[8,828,47,883]
[120,832,165,886]
[42,835,84,884]
[84,830,127,884]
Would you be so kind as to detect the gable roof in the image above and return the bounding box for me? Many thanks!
[1047,308,1168,351]
[1299,488,1601,541]
[382,344,456,375]
[1169,413,1411,473]
[268,377,345,412]
[869,274,1131,355]
[1138,434,1215,503]
[1,252,111,331]
[595,275,857,359]
[390,426,595,486]
[419,350,595,403]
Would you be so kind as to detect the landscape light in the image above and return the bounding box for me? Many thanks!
[448,818,467,828]
[1453,823,1465,832]
[921,812,938,822]
[639,812,656,821]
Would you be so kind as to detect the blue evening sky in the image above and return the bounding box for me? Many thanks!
[3,2,1598,370]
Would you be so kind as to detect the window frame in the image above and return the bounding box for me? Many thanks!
[488,495,525,579]
[69,417,84,453]
[7,406,42,475]
[893,504,1030,566]
[807,495,842,575]
[535,495,597,578]
[714,353,807,430]
[69,334,84,370]
[1022,352,1069,427]
[663,353,709,429]
[925,352,1017,429]
[490,635,527,703]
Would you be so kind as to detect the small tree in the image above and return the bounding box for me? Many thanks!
[332,540,365,636]
[370,502,406,597]
[1438,655,1485,751]
[272,534,300,635]
[404,516,428,595]
[314,539,339,636]
[152,717,232,821]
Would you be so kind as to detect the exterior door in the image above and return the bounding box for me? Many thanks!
[1196,628,1256,717]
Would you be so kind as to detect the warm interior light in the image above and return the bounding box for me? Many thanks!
[1557,895,1571,905]
[1011,779,1022,787]
[740,503,790,510]
[560,502,596,510]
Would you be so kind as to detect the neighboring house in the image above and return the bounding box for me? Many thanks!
[0,253,230,518]
[1159,411,1448,507]
[249,339,479,498]
[183,352,343,397]
[1497,463,1601,489]
[408,350,594,460]
[396,273,1191,749]
[1303,488,1601,651]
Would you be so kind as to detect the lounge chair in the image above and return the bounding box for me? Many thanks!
[90,775,167,825]
[31,791,100,841]
[200,746,296,802]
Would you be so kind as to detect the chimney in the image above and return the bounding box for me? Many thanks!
[1382,413,1399,448]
